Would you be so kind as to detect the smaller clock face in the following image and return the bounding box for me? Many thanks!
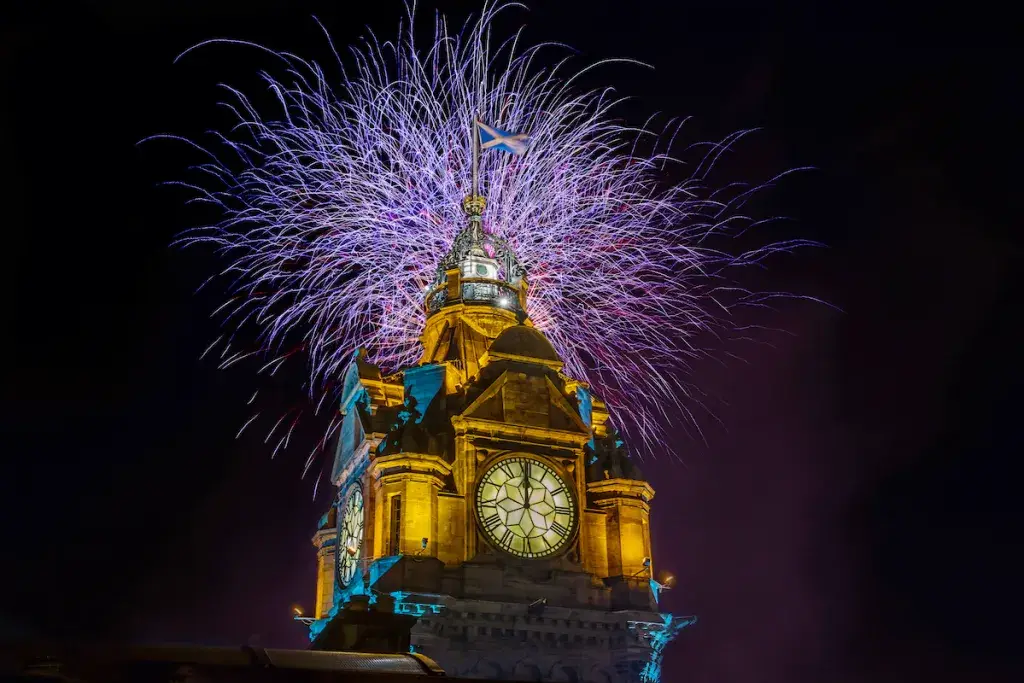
[336,486,365,588]
[475,457,576,558]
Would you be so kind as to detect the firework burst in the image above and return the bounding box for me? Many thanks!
[150,1,819,463]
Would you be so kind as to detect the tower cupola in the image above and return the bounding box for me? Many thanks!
[424,194,528,317]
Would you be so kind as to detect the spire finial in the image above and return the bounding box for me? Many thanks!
[462,193,487,219]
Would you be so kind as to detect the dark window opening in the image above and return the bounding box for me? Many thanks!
[388,495,402,555]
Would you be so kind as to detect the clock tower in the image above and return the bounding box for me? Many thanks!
[308,195,694,682]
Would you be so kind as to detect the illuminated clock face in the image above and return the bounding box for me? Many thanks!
[475,457,575,558]
[336,486,364,588]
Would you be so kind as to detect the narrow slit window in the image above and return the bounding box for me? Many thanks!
[389,495,402,555]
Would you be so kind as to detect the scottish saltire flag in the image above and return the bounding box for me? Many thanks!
[476,120,531,155]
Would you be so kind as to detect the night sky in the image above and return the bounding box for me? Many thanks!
[2,2,1020,681]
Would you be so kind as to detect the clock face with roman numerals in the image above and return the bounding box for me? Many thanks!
[475,457,576,558]
[336,485,364,588]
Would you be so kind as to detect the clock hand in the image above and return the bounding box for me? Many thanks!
[524,462,532,509]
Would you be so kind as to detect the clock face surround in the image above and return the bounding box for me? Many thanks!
[336,485,365,588]
[475,456,576,559]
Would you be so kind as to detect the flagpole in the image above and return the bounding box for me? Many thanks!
[471,116,480,198]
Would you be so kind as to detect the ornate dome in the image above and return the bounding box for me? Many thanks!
[424,194,529,318]
[488,325,561,362]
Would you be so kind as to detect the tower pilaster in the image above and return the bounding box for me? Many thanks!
[588,479,656,580]
[311,515,338,620]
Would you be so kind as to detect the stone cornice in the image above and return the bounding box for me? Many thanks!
[452,415,591,448]
[481,350,564,371]
[311,528,336,550]
[587,478,656,504]
[370,452,453,483]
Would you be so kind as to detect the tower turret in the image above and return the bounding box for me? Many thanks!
[420,195,531,391]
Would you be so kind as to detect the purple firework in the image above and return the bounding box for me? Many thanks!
[153,1,818,462]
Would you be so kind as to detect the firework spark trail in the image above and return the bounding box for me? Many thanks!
[149,1,821,460]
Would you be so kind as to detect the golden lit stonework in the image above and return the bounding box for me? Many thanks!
[308,195,693,682]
